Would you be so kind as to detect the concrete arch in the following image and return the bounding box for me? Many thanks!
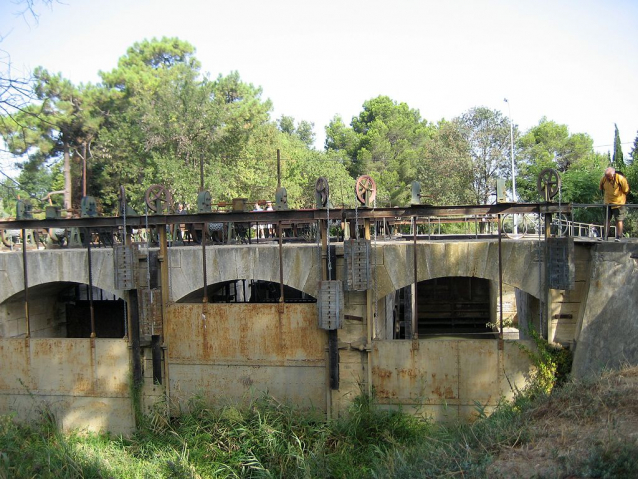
[373,241,543,301]
[0,249,122,305]
[168,244,322,302]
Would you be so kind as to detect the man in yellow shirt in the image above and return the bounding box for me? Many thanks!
[599,167,630,241]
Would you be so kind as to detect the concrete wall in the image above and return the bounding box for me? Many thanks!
[371,339,535,421]
[0,338,134,435]
[572,242,638,377]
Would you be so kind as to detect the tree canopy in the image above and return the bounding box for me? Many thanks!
[0,36,621,226]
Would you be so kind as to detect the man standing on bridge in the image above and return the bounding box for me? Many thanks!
[599,167,630,241]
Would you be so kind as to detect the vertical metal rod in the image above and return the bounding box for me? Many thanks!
[364,218,373,395]
[319,217,334,416]
[544,212,552,340]
[412,217,418,339]
[87,229,96,338]
[277,149,281,188]
[82,143,87,197]
[129,290,143,387]
[199,157,204,191]
[498,214,503,339]
[202,223,208,303]
[22,229,30,338]
[278,220,284,303]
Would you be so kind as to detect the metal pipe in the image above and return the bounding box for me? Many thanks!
[128,290,143,387]
[22,229,30,338]
[498,215,503,339]
[202,223,208,303]
[413,217,418,339]
[278,220,284,303]
[365,218,373,394]
[277,149,281,189]
[87,229,96,338]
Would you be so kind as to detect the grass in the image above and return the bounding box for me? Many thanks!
[2,366,637,478]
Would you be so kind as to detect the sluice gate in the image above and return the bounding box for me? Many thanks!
[1,197,637,435]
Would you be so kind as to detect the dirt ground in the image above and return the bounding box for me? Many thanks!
[486,367,638,478]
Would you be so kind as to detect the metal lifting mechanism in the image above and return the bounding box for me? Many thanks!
[535,168,574,290]
[145,184,174,214]
[410,181,421,205]
[355,175,377,207]
[275,187,289,210]
[197,191,212,213]
[16,199,33,220]
[81,196,98,218]
[496,179,508,203]
[315,177,330,208]
[318,280,344,330]
[344,239,371,291]
[537,168,561,202]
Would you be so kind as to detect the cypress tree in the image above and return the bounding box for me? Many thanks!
[630,130,638,165]
[613,123,624,169]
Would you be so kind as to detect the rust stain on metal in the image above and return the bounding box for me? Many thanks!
[372,366,393,378]
[375,388,397,399]
[397,368,418,379]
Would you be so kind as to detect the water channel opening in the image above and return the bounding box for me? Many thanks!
[0,282,125,338]
[391,277,495,339]
[417,277,493,337]
[177,280,317,303]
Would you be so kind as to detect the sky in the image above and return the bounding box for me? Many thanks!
[1,0,637,171]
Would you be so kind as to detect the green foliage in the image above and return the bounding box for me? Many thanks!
[516,117,596,203]
[325,96,433,206]
[0,391,430,479]
[455,107,513,204]
[518,328,573,396]
[418,119,474,205]
[578,436,638,479]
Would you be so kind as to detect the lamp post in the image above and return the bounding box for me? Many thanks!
[504,98,517,235]
[503,98,516,202]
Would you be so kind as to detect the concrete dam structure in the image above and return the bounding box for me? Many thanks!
[1,202,637,435]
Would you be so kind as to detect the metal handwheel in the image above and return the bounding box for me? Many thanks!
[315,177,330,207]
[145,184,174,213]
[355,175,377,205]
[537,168,561,200]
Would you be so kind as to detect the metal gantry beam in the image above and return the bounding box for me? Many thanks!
[0,203,571,230]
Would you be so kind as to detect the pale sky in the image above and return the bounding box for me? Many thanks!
[1,0,637,164]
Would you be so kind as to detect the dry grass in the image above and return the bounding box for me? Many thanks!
[486,366,638,478]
